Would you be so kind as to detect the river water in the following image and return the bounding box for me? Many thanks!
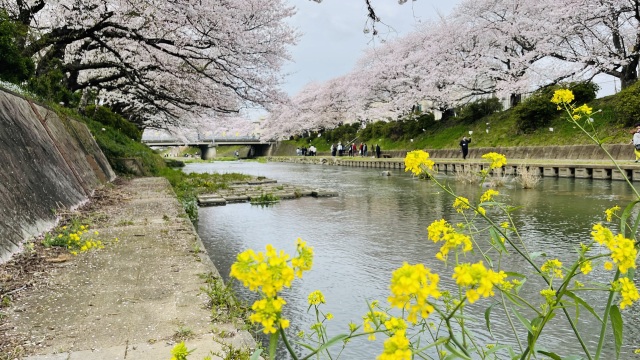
[187,161,640,359]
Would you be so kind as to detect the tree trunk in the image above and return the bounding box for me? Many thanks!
[510,93,521,108]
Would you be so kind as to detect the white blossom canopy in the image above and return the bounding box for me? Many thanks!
[3,0,298,128]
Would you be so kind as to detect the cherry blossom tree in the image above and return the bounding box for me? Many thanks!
[2,0,297,128]
[544,0,640,89]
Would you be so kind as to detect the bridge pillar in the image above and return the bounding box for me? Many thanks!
[200,145,216,160]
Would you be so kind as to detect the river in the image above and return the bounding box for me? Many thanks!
[186,160,640,359]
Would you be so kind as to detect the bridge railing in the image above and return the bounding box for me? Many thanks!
[141,137,269,145]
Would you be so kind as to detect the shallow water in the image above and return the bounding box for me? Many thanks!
[188,161,640,359]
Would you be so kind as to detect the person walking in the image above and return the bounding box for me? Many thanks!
[375,144,381,158]
[363,143,368,157]
[459,136,471,160]
[631,124,640,162]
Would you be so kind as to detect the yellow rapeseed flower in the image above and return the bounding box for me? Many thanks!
[383,317,407,334]
[476,206,486,216]
[616,277,639,309]
[480,189,499,203]
[591,223,614,246]
[230,244,297,298]
[481,152,507,169]
[609,235,637,274]
[604,261,614,271]
[308,290,325,306]
[292,238,314,277]
[605,206,620,222]
[404,150,434,176]
[540,289,556,304]
[250,296,289,334]
[377,330,412,360]
[170,341,190,360]
[541,259,564,279]
[387,262,441,323]
[363,310,388,341]
[551,89,574,105]
[348,322,358,332]
[580,260,592,275]
[573,104,593,117]
[453,196,470,213]
[427,219,473,261]
[452,261,507,304]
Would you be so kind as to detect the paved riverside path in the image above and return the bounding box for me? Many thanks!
[5,177,254,360]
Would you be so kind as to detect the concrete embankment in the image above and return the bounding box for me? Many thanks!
[0,88,115,262]
[5,177,255,359]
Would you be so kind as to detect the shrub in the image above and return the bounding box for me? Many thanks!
[456,97,503,123]
[613,80,640,126]
[26,60,76,105]
[512,87,557,134]
[0,10,34,84]
[382,120,404,141]
[85,105,142,141]
[566,80,599,104]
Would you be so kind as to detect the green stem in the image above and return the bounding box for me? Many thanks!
[279,326,299,360]
[269,332,279,360]
[501,291,524,353]
[595,270,622,360]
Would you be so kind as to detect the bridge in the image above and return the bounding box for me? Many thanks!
[141,136,273,159]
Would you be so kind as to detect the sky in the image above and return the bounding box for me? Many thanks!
[280,0,461,96]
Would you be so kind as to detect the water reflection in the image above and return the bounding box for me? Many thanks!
[189,161,640,359]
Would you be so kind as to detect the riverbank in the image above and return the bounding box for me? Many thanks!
[0,177,254,360]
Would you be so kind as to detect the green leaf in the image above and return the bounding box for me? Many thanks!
[512,307,533,333]
[484,345,512,356]
[564,290,602,323]
[610,305,623,359]
[537,350,562,360]
[485,302,497,335]
[444,342,472,360]
[414,337,448,353]
[529,252,547,260]
[504,271,526,279]
[489,227,508,253]
[269,333,278,360]
[619,200,640,238]
[502,289,525,306]
[250,349,263,360]
[300,334,349,360]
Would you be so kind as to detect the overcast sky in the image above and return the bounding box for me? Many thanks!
[281,0,461,96]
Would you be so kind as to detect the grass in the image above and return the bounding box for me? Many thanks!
[286,94,629,152]
[198,273,251,326]
[250,193,279,205]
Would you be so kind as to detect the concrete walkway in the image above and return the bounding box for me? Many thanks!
[5,178,254,359]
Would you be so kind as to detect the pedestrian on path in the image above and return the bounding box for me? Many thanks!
[375,144,381,158]
[459,136,471,160]
[631,124,640,162]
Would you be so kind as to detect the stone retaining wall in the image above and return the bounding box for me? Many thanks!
[305,144,634,161]
[0,88,115,262]
[425,144,634,161]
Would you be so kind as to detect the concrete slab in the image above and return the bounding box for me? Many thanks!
[7,178,255,360]
[23,355,69,360]
[67,346,126,360]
